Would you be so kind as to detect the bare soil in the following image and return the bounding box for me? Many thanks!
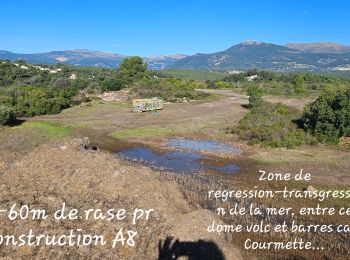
[0,89,349,259]
[0,140,242,259]
[34,88,349,186]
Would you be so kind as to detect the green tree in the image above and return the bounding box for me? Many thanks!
[0,105,16,125]
[53,77,70,88]
[292,74,305,94]
[205,80,216,89]
[247,85,263,108]
[246,68,258,77]
[117,56,148,84]
[302,88,350,144]
[16,60,27,66]
[101,77,123,91]
[71,78,89,89]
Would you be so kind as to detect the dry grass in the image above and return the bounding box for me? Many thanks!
[157,169,350,260]
[1,89,349,259]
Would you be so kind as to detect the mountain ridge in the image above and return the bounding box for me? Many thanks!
[0,49,186,70]
[1,41,350,72]
[168,41,350,72]
[286,41,350,53]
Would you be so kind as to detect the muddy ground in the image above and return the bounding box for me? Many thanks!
[0,140,242,259]
[0,89,349,259]
[39,88,349,185]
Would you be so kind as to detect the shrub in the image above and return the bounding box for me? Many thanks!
[292,74,305,94]
[206,80,216,89]
[101,77,123,91]
[0,86,78,117]
[223,70,350,97]
[70,78,89,89]
[206,80,232,89]
[236,102,317,148]
[302,89,350,144]
[131,78,210,101]
[53,77,70,88]
[0,105,16,125]
[246,85,263,108]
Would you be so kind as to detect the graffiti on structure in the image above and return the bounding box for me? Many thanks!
[132,98,164,112]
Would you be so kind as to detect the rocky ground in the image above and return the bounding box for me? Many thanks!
[0,139,242,259]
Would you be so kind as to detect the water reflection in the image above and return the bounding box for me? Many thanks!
[116,147,240,174]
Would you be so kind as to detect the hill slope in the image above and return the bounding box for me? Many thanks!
[0,49,186,69]
[286,41,350,53]
[169,41,350,72]
[1,41,350,72]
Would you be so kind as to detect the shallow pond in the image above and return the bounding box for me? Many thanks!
[115,139,240,174]
[168,139,242,154]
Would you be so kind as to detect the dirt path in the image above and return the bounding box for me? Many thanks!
[265,95,313,109]
[29,89,349,187]
[198,88,313,109]
[40,89,313,137]
[42,90,249,136]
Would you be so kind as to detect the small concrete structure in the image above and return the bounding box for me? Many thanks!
[132,97,163,112]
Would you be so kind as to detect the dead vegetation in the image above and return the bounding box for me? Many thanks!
[0,139,242,259]
[157,170,350,260]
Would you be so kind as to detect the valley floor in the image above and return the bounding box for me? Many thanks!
[1,89,349,259]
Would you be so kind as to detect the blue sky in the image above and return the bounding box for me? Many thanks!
[1,0,349,56]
